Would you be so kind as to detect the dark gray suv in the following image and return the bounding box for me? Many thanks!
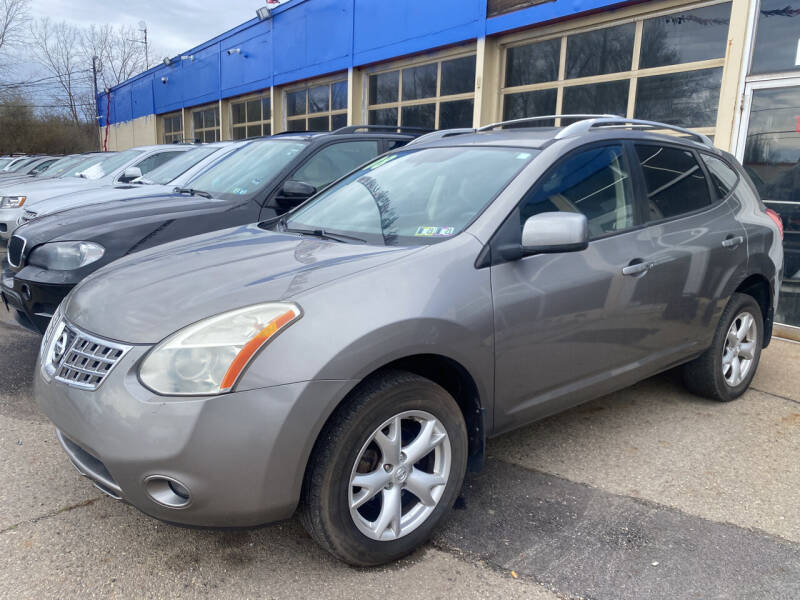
[33,116,783,566]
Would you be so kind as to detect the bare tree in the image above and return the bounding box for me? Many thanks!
[0,0,30,71]
[83,23,151,90]
[28,17,92,125]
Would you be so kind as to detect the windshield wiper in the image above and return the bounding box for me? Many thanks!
[174,187,212,199]
[284,227,366,244]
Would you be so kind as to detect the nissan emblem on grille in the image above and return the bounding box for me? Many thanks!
[46,320,132,391]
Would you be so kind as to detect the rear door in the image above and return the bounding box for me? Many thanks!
[630,143,748,353]
[491,142,662,432]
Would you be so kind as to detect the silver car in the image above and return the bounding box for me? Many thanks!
[34,117,783,566]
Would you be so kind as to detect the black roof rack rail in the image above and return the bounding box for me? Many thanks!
[332,125,431,136]
[478,114,621,132]
[405,128,476,146]
[555,117,713,147]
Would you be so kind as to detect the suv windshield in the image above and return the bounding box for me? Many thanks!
[285,146,537,246]
[188,139,306,200]
[76,149,143,180]
[140,146,221,185]
[36,155,83,177]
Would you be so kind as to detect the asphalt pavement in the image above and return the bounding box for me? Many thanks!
[1,242,799,599]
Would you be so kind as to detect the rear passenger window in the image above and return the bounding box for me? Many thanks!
[292,141,380,189]
[636,145,712,221]
[520,144,635,239]
[700,154,739,199]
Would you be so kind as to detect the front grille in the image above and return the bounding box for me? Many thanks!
[7,235,24,268]
[20,210,37,224]
[47,321,131,391]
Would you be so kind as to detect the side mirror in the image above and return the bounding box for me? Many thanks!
[119,166,143,183]
[521,212,588,255]
[276,180,316,210]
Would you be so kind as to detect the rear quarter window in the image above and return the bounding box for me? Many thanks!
[636,144,712,222]
[700,153,740,200]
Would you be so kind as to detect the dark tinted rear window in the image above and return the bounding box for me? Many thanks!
[636,145,711,222]
[700,153,739,200]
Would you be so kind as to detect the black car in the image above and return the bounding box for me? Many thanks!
[1,127,421,333]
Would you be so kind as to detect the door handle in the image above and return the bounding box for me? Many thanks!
[722,235,744,249]
[622,261,653,276]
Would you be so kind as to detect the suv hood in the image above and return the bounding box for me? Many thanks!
[27,183,173,218]
[0,178,99,205]
[64,224,420,344]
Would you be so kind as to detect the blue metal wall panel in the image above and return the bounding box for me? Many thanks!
[103,0,633,126]
[352,0,483,66]
[130,74,154,120]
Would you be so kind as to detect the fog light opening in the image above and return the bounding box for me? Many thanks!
[144,475,192,508]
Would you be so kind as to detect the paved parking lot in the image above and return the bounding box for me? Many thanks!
[1,244,799,599]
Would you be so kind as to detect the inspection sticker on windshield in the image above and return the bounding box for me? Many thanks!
[367,155,397,170]
[516,152,531,160]
[415,226,455,237]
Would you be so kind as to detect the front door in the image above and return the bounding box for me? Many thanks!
[736,80,800,337]
[491,143,662,433]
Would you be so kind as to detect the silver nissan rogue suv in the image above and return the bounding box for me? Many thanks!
[33,117,783,566]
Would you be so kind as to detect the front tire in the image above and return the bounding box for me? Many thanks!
[682,293,763,402]
[299,370,468,566]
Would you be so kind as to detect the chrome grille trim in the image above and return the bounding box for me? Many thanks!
[46,320,131,391]
[7,234,25,268]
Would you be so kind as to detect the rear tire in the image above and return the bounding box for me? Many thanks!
[299,370,468,566]
[682,293,763,402]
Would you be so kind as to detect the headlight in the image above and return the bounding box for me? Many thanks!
[0,196,26,208]
[27,242,105,270]
[139,302,302,396]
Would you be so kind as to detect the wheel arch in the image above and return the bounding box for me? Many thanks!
[734,273,773,347]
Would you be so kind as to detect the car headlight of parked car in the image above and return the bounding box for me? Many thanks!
[139,302,302,396]
[0,196,26,208]
[27,242,105,270]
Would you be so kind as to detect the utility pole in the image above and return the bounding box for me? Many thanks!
[92,55,101,151]
[139,21,149,69]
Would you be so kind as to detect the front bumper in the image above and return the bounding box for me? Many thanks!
[0,207,22,239]
[1,267,70,334]
[34,345,354,527]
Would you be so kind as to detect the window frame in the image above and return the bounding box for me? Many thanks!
[230,92,272,140]
[365,49,477,130]
[284,75,348,132]
[190,104,221,142]
[498,0,732,137]
[161,113,183,144]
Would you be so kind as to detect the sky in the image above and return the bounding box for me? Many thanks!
[29,0,282,59]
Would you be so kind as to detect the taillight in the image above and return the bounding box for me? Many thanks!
[765,208,784,240]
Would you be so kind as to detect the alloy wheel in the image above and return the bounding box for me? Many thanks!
[722,311,757,387]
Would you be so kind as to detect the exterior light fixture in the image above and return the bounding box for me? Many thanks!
[227,48,242,56]
[181,55,195,62]
[257,6,271,20]
[161,76,168,84]
[162,57,172,66]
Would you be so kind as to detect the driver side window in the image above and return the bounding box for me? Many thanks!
[520,144,635,239]
[292,141,380,189]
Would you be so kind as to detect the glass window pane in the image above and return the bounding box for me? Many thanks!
[634,67,722,128]
[262,97,272,120]
[264,123,272,136]
[287,90,307,117]
[502,88,558,126]
[401,103,435,129]
[233,126,247,140]
[439,99,474,129]
[287,119,307,132]
[751,0,800,75]
[308,115,330,131]
[204,130,218,143]
[565,23,635,79]
[193,111,202,130]
[369,108,398,126]
[505,38,560,87]
[521,145,634,238]
[308,85,330,113]
[562,80,629,118]
[636,145,712,221]
[292,141,380,188]
[441,56,476,96]
[232,103,246,125]
[402,63,438,101]
[331,81,348,111]
[246,99,261,122]
[700,154,738,199]
[640,3,731,69]
[246,125,262,139]
[369,71,399,105]
[331,113,347,130]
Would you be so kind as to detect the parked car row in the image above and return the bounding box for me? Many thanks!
[1,118,784,566]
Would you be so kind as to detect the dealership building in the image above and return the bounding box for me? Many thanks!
[98,0,799,337]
